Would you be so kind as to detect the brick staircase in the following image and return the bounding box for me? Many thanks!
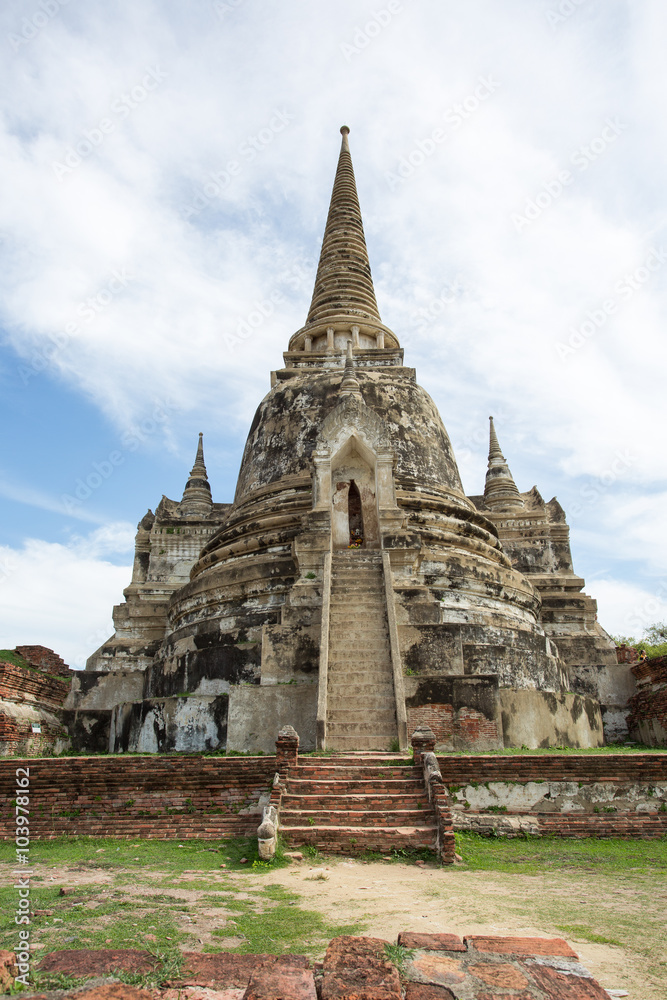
[279,755,438,855]
[325,551,398,751]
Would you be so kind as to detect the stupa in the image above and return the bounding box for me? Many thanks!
[65,127,632,753]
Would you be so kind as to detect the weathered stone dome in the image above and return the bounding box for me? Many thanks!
[234,367,466,505]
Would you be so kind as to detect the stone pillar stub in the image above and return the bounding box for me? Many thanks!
[411,724,436,766]
[275,725,299,771]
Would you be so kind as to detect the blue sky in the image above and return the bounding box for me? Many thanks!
[1,0,666,667]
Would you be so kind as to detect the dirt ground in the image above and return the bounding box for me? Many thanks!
[10,857,666,999]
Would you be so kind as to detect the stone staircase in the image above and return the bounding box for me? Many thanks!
[279,756,438,854]
[325,551,398,751]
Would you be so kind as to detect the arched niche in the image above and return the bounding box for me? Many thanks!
[330,435,380,550]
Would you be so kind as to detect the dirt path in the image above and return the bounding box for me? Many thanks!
[5,859,665,999]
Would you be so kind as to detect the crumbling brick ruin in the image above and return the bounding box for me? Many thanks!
[0,647,72,756]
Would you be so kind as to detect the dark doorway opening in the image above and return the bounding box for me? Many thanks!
[348,480,364,547]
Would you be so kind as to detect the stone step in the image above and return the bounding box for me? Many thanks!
[287,774,421,787]
[327,693,394,708]
[326,710,397,725]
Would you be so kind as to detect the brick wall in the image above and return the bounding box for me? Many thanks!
[0,755,277,840]
[407,704,501,752]
[437,753,667,839]
[627,655,667,747]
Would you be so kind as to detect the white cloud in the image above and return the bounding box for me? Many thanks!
[0,0,665,645]
[593,577,667,640]
[0,526,133,668]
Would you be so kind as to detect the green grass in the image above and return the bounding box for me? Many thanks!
[0,835,289,874]
[555,923,623,946]
[210,883,362,955]
[454,831,667,875]
[0,650,31,669]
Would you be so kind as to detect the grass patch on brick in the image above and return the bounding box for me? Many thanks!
[454,831,667,875]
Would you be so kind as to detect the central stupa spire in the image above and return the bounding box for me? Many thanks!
[306,126,381,326]
[288,127,399,355]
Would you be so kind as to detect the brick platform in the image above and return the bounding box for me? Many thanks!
[20,933,612,998]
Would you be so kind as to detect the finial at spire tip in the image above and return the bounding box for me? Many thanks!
[340,125,350,135]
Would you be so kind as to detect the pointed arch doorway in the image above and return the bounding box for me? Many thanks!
[330,439,380,550]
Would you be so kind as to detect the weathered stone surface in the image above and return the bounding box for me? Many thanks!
[466,936,578,958]
[63,986,152,1000]
[526,961,611,998]
[397,933,466,952]
[406,954,467,988]
[403,985,455,1000]
[38,950,155,975]
[322,935,401,1000]
[0,949,17,991]
[179,954,309,988]
[242,966,316,999]
[469,961,530,988]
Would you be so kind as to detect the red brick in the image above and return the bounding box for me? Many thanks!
[38,950,155,976]
[63,987,151,1000]
[397,933,466,952]
[527,963,611,999]
[469,962,530,988]
[404,985,455,999]
[466,936,578,959]
[243,966,316,999]
[180,954,309,989]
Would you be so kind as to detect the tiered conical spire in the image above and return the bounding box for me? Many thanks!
[484,418,524,510]
[180,433,212,516]
[288,127,399,354]
[339,341,362,399]
[306,126,381,326]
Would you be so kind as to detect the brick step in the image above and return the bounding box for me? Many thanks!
[281,826,437,852]
[286,779,423,793]
[281,809,432,827]
[282,794,429,810]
